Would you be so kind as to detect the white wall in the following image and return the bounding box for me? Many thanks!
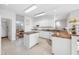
[16,15,24,31]
[1,18,8,37]
[24,16,33,32]
[33,14,68,28]
[0,16,1,54]
[55,18,67,29]
[0,9,16,41]
[33,15,54,27]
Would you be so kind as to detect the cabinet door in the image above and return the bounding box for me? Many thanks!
[39,31,50,39]
[29,33,39,48]
[72,36,79,55]
[42,31,49,39]
[52,37,71,55]
[24,35,29,48]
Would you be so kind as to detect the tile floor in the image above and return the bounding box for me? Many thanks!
[1,38,52,55]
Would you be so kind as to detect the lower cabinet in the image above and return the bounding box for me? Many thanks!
[29,33,39,48]
[39,31,53,39]
[24,33,39,48]
[71,36,79,55]
[51,37,71,55]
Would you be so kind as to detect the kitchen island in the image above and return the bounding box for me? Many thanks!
[51,30,79,55]
[51,36,71,55]
[51,30,71,55]
[24,32,39,48]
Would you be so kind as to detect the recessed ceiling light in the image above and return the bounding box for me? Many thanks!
[34,12,46,17]
[25,5,37,13]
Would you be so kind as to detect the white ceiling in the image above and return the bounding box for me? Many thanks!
[0,4,79,17]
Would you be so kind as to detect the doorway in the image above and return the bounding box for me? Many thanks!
[16,15,24,40]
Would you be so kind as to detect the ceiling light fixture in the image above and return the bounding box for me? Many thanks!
[25,5,37,13]
[35,12,46,17]
[5,4,9,6]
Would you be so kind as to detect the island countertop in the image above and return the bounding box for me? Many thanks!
[51,30,71,39]
[52,34,71,39]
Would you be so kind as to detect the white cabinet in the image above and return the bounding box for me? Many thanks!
[24,33,39,48]
[29,33,39,48]
[24,34,29,48]
[71,36,79,55]
[39,31,49,39]
[39,31,53,39]
[52,37,71,55]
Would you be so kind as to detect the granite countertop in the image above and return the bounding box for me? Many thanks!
[52,34,71,39]
[40,29,71,39]
[52,35,79,39]
[72,34,79,37]
[51,30,71,39]
[41,29,67,32]
[24,32,38,35]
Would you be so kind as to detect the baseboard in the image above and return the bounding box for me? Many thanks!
[1,36,8,39]
[39,37,51,40]
[51,53,54,55]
